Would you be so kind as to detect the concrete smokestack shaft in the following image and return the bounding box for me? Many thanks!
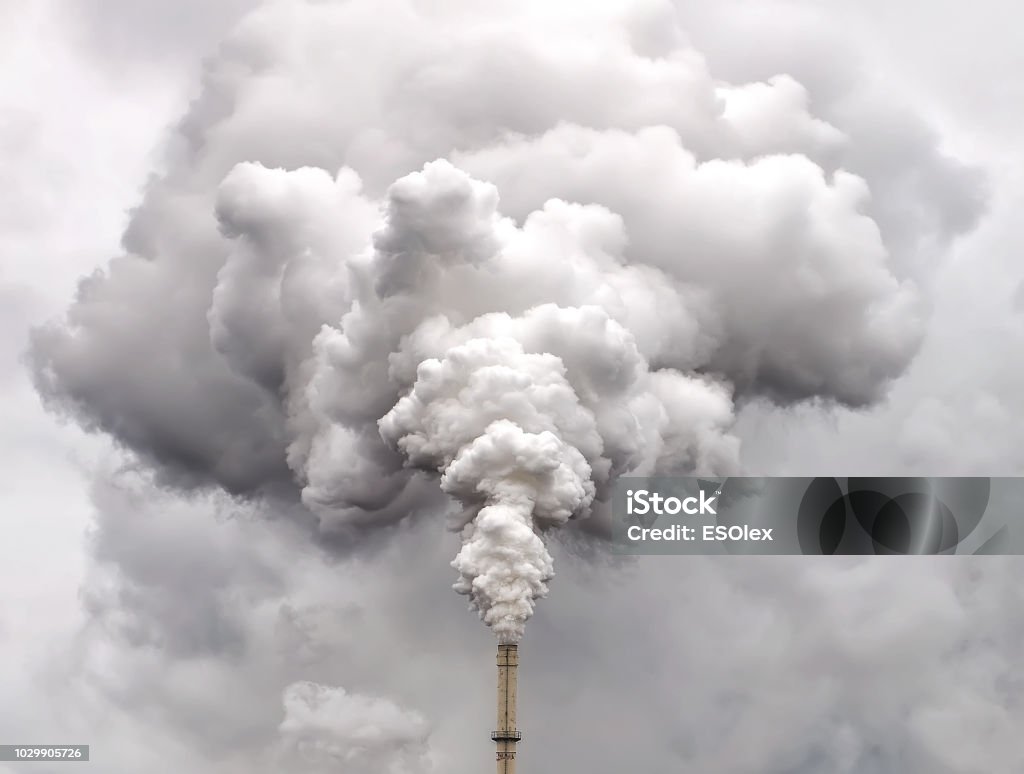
[494,644,520,774]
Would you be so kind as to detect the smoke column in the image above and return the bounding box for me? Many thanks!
[27,0,981,644]
[366,162,746,641]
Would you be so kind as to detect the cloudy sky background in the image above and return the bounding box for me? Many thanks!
[2,1,1024,772]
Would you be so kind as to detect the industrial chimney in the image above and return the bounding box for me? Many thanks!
[492,643,521,774]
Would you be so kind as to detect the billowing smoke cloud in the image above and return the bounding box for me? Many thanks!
[30,0,983,641]
[213,157,744,639]
[376,299,736,641]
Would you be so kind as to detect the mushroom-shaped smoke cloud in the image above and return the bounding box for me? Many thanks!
[31,0,983,642]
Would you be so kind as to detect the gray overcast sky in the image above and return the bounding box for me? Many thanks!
[2,1,1024,773]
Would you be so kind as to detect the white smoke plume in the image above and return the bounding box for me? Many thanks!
[30,0,983,642]
[376,298,738,640]
[276,681,431,774]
